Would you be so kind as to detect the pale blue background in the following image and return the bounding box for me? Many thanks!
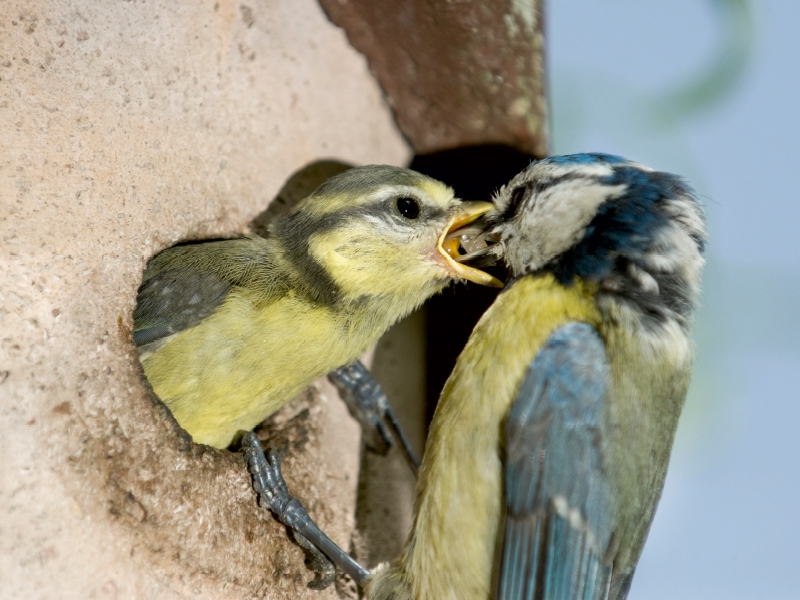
[550,2,800,598]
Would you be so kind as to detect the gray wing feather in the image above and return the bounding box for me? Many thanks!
[133,236,281,350]
[133,268,232,347]
[498,322,614,600]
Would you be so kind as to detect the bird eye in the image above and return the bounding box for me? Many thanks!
[396,197,420,219]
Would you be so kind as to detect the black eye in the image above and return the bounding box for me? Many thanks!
[396,197,420,219]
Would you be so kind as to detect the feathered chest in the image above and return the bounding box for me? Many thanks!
[400,274,691,599]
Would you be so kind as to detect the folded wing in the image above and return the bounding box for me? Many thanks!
[133,237,280,357]
[499,322,614,600]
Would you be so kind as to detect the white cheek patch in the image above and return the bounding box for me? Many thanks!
[494,162,616,215]
[507,180,627,273]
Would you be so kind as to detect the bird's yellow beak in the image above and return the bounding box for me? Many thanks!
[437,201,504,288]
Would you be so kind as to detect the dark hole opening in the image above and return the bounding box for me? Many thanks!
[409,144,540,427]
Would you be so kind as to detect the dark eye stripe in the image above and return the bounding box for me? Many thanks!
[503,172,595,221]
[502,186,527,220]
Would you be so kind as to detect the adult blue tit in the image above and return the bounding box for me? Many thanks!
[134,165,502,449]
[366,153,707,599]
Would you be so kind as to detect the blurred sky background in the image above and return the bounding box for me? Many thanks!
[548,1,799,598]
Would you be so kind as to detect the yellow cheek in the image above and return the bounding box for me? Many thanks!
[309,228,447,298]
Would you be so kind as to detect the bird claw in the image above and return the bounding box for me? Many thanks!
[242,432,337,589]
[243,432,372,588]
[328,360,420,476]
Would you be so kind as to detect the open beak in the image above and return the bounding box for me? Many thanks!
[437,201,504,288]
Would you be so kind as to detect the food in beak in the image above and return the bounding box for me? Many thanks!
[437,202,503,288]
[442,222,499,265]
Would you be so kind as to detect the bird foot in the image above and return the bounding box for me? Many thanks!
[328,360,420,476]
[241,431,369,589]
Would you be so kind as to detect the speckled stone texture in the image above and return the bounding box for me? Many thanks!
[319,0,548,156]
[0,1,409,598]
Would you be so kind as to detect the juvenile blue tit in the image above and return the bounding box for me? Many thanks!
[366,154,707,599]
[134,165,501,449]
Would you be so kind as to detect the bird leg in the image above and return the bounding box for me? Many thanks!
[328,360,421,476]
[241,431,369,589]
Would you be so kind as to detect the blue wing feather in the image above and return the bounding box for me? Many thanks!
[498,322,614,600]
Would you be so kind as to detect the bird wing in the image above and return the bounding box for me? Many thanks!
[133,237,279,354]
[498,322,614,600]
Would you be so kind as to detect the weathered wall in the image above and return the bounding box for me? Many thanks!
[0,1,409,598]
[319,0,548,157]
[354,310,426,569]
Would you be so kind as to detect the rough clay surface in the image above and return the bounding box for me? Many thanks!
[354,311,426,569]
[0,1,410,598]
[319,0,548,156]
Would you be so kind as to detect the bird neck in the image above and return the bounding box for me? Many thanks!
[266,236,343,307]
